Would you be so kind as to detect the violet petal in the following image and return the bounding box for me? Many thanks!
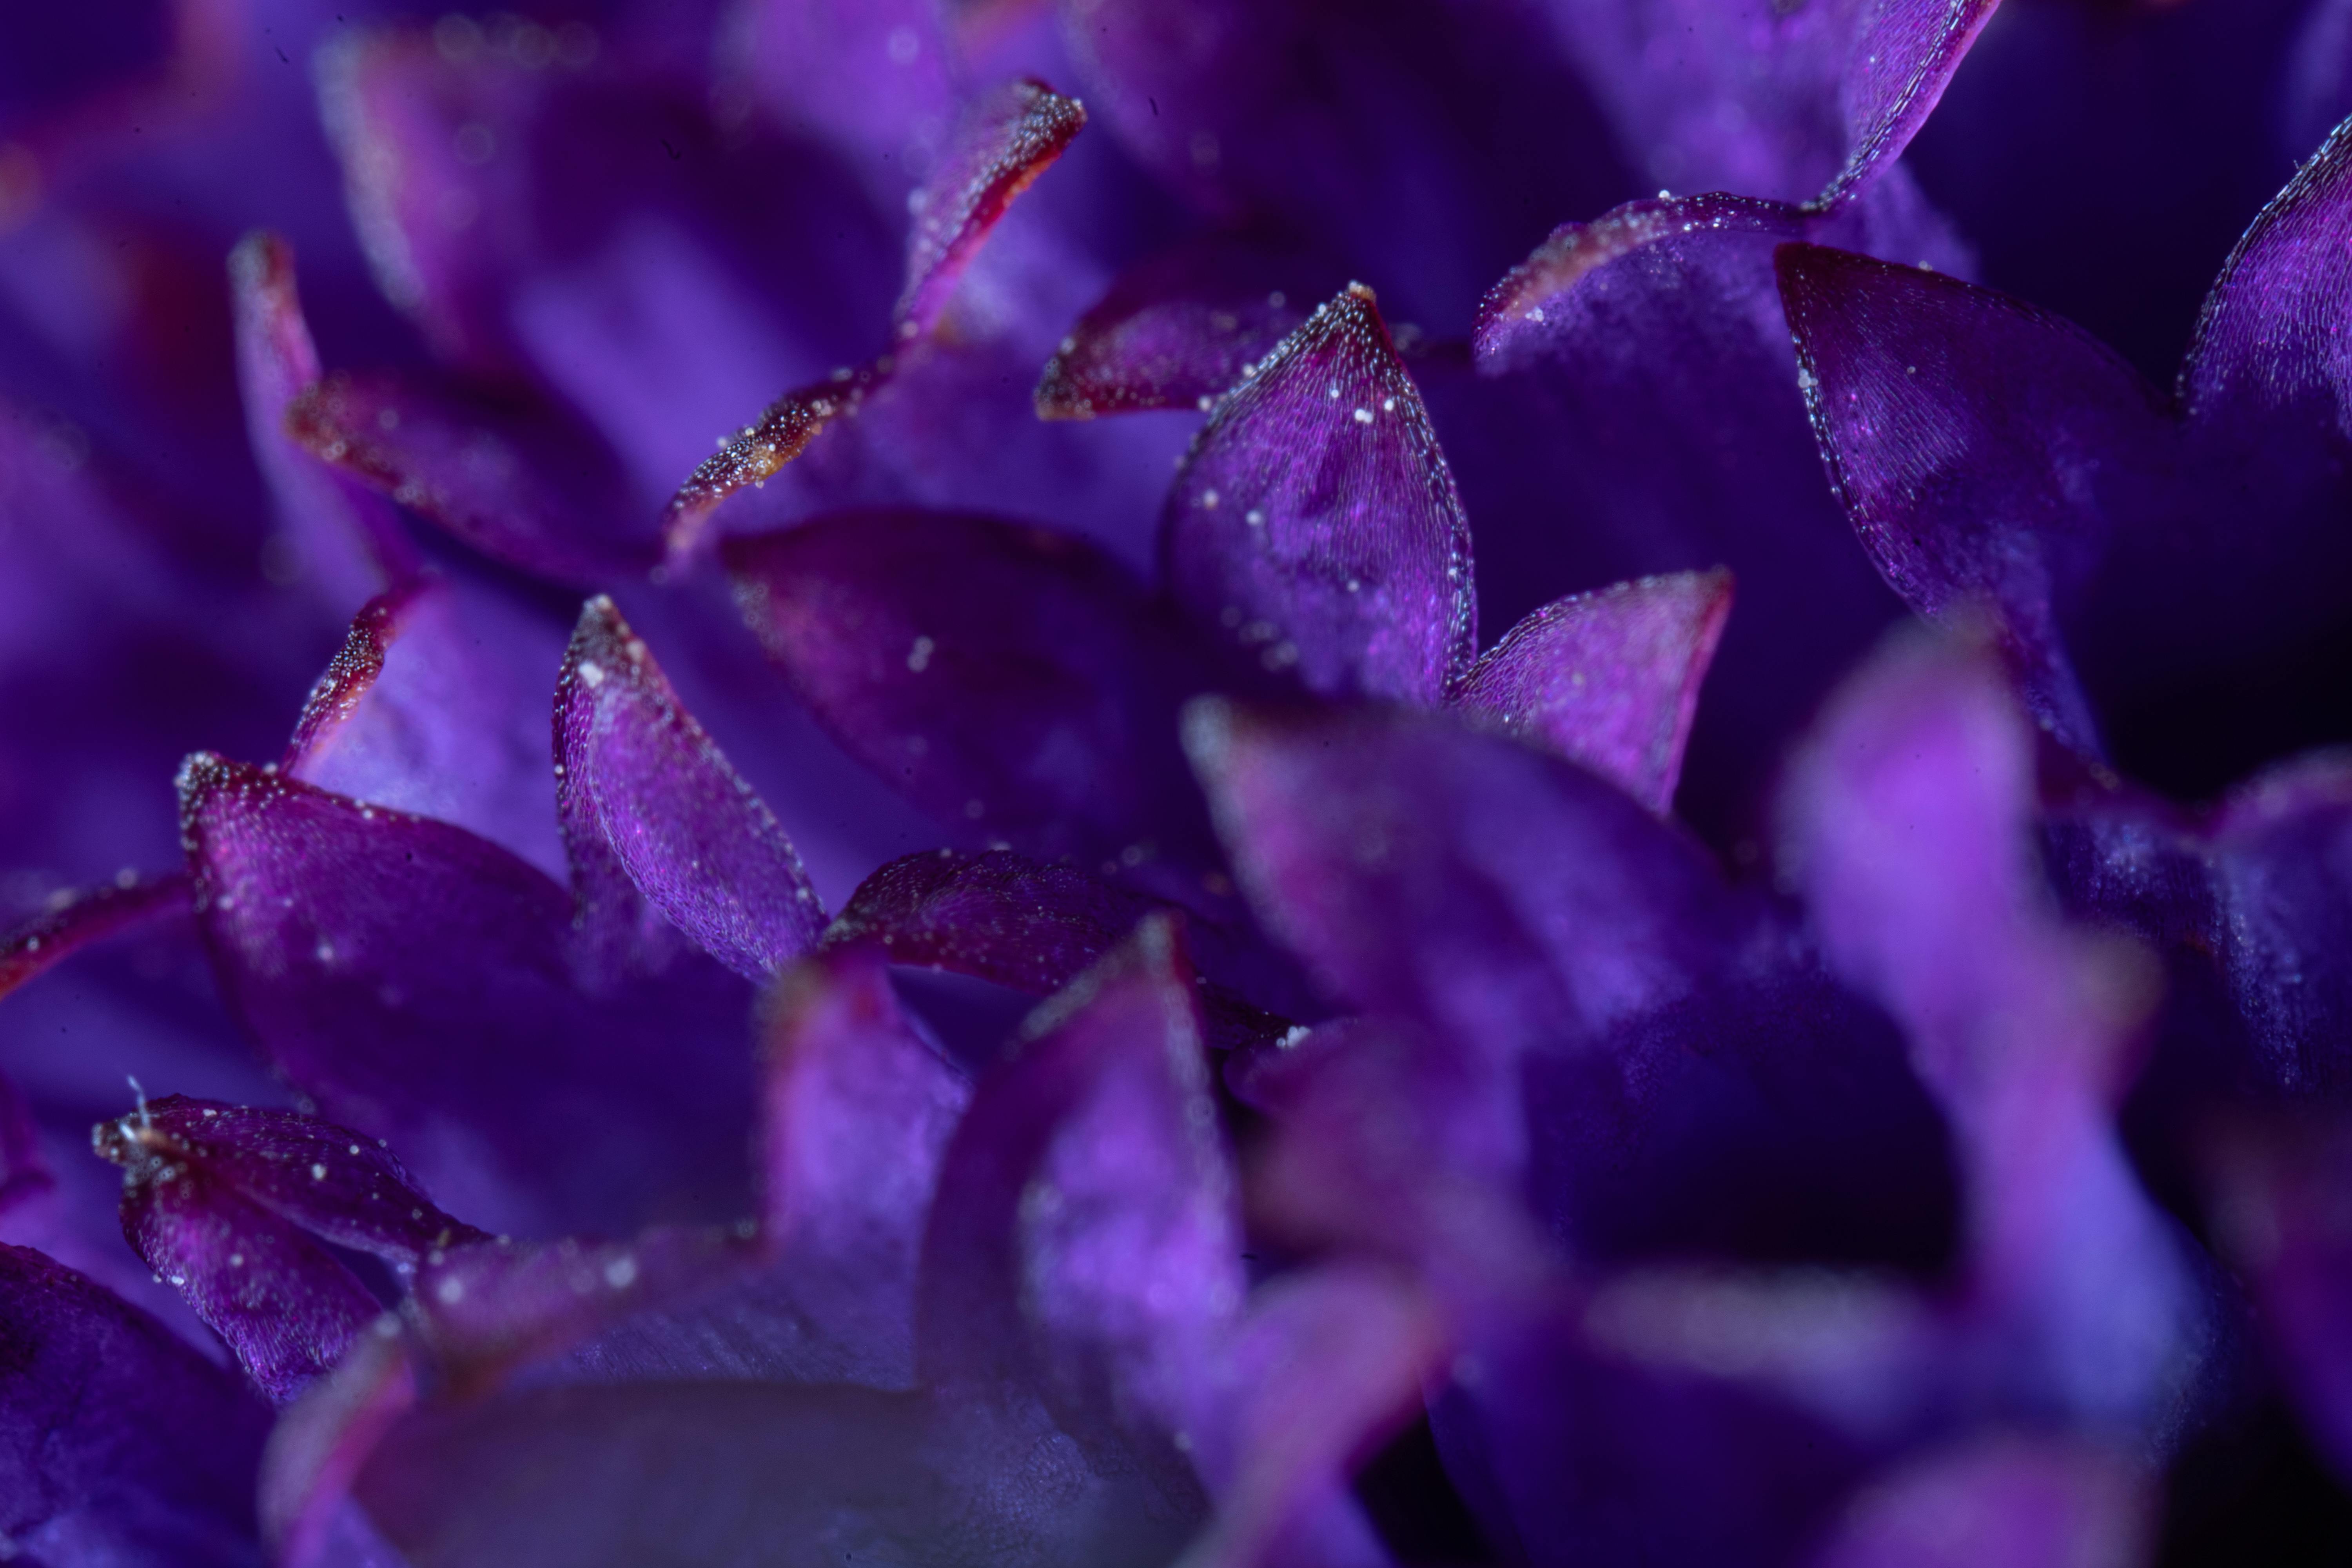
[557,595,826,982]
[0,871,190,1002]
[229,230,416,602]
[1806,1437,2152,1568]
[0,1243,271,1564]
[285,370,657,587]
[727,508,1220,869]
[1034,235,1320,419]
[897,79,1087,338]
[919,916,1239,1498]
[757,946,970,1385]
[1776,241,2176,758]
[283,576,568,882]
[1455,569,1733,814]
[1163,284,1476,703]
[180,754,757,1238]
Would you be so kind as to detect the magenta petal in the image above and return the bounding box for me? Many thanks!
[229,230,415,605]
[920,917,1239,1494]
[757,947,969,1384]
[557,597,825,982]
[285,370,656,587]
[1035,235,1319,419]
[1183,698,1736,1052]
[1455,570,1733,814]
[180,755,757,1238]
[897,78,1087,338]
[0,1244,270,1564]
[1164,285,1475,703]
[1777,242,2176,757]
[1807,1437,2152,1568]
[283,577,567,881]
[727,508,1219,869]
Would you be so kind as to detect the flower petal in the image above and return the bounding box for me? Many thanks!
[1777,241,2176,759]
[756,946,969,1385]
[1806,1437,2152,1568]
[1183,698,1737,1053]
[1163,285,1475,703]
[920,917,1240,1497]
[229,230,415,604]
[347,1379,1190,1566]
[0,1243,271,1564]
[1034,235,1320,419]
[826,848,1161,995]
[1455,569,1732,814]
[557,596,825,982]
[179,754,757,1238]
[283,576,568,882]
[727,508,1220,871]
[106,1143,384,1404]
[284,370,656,586]
[0,871,189,1002]
[2206,1113,2352,1486]
[897,79,1087,338]
[97,1095,482,1270]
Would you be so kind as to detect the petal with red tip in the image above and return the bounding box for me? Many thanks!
[1456,570,1732,814]
[0,872,189,1002]
[285,371,656,587]
[920,918,1239,1493]
[179,755,757,1238]
[229,230,415,602]
[728,508,1218,867]
[0,1243,271,1564]
[897,79,1086,338]
[557,597,825,982]
[283,577,567,881]
[1164,285,1475,702]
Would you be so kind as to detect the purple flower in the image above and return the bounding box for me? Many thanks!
[6,1,2352,1564]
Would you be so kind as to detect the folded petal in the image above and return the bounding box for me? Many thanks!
[102,1127,384,1403]
[1776,241,2176,758]
[557,596,825,981]
[0,871,189,1002]
[283,575,568,881]
[1034,234,1319,419]
[285,369,657,586]
[0,1243,271,1565]
[1163,285,1475,703]
[1455,570,1732,813]
[728,508,1220,871]
[898,79,1087,338]
[180,753,757,1237]
[920,917,1240,1497]
[229,230,414,604]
